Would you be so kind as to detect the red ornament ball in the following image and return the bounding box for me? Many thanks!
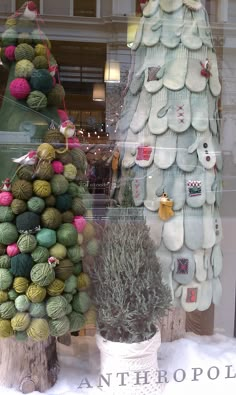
[0,192,13,206]
[10,78,31,100]
[7,243,20,257]
[52,161,64,174]
[4,46,16,61]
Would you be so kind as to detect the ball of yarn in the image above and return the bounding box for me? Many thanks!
[47,84,65,107]
[26,283,46,302]
[2,28,17,47]
[17,234,37,253]
[52,161,64,174]
[83,223,96,242]
[67,182,79,198]
[27,318,49,341]
[46,295,68,319]
[17,165,34,181]
[27,90,47,111]
[34,161,54,180]
[33,55,48,69]
[0,244,6,256]
[11,312,31,331]
[5,18,17,28]
[11,253,34,278]
[36,228,56,248]
[18,32,32,45]
[72,292,91,314]
[8,289,18,300]
[7,243,20,257]
[72,198,86,216]
[0,319,13,337]
[68,136,80,149]
[0,301,16,319]
[71,148,87,172]
[16,211,40,234]
[86,239,99,257]
[64,275,77,293]
[0,192,13,207]
[47,279,65,296]
[55,259,73,280]
[0,255,10,269]
[63,164,77,181]
[9,78,31,100]
[77,273,91,290]
[73,263,82,276]
[41,208,62,230]
[55,151,72,165]
[30,69,53,94]
[34,43,47,57]
[15,59,34,79]
[44,130,65,149]
[12,180,33,200]
[29,302,46,318]
[45,195,56,207]
[30,263,55,286]
[37,143,55,161]
[48,316,70,337]
[69,311,85,332]
[61,211,74,223]
[0,206,15,223]
[49,243,67,260]
[56,194,72,212]
[57,224,78,247]
[15,295,30,312]
[4,45,16,61]
[63,293,73,303]
[66,304,72,315]
[0,291,8,303]
[73,216,86,233]
[13,277,29,294]
[67,245,81,264]
[27,196,45,214]
[0,269,13,290]
[31,246,49,263]
[0,223,18,245]
[15,43,35,62]
[33,180,51,198]
[51,174,69,196]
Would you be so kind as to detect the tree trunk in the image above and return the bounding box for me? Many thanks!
[0,336,59,394]
[160,307,186,342]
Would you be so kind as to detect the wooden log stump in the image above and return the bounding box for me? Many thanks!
[159,307,186,342]
[0,336,59,393]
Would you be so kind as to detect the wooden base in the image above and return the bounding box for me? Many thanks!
[186,304,215,336]
[160,307,186,342]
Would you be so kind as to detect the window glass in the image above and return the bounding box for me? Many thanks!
[74,0,96,17]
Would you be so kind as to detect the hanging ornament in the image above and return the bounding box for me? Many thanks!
[158,192,174,221]
[12,150,38,165]
[1,178,11,192]
[48,256,59,267]
[60,120,76,138]
[23,1,38,20]
[200,58,212,79]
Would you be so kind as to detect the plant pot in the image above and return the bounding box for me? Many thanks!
[96,330,162,395]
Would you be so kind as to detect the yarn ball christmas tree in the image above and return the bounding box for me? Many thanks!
[112,0,223,313]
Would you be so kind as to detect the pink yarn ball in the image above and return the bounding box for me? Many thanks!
[9,78,31,100]
[7,243,20,257]
[73,216,87,233]
[4,46,16,61]
[52,161,64,174]
[68,137,80,149]
[57,109,69,123]
[0,192,13,206]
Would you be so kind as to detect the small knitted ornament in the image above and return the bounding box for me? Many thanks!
[37,143,55,162]
[29,302,46,318]
[57,223,78,247]
[16,211,40,233]
[33,55,48,69]
[46,295,68,319]
[0,291,8,303]
[63,164,77,181]
[0,223,18,245]
[36,228,56,248]
[13,277,29,294]
[72,291,91,313]
[30,263,55,286]
[11,254,34,278]
[35,43,48,57]
[41,207,62,230]
[17,165,34,181]
[86,239,99,257]
[67,245,81,264]
[2,28,17,47]
[52,161,64,174]
[18,32,32,45]
[11,312,31,331]
[55,151,72,165]
[0,255,10,269]
[47,279,65,296]
[0,301,16,319]
[9,78,31,100]
[12,180,33,200]
[61,211,74,223]
[73,263,82,276]
[0,244,6,256]
[11,199,27,215]
[27,90,47,111]
[15,295,30,312]
[48,316,70,337]
[27,196,45,214]
[49,243,67,260]
[55,259,73,280]
[31,246,49,263]
[44,130,65,149]
[17,234,37,253]
[33,180,51,198]
[0,206,15,222]
[0,320,13,338]
[30,69,53,94]
[72,197,86,216]
[64,275,77,293]
[71,148,87,172]
[45,195,56,207]
[67,182,79,197]
[83,222,96,241]
[15,59,34,79]
[7,243,20,257]
[8,289,18,300]
[34,160,54,180]
[47,84,65,107]
[51,174,69,196]
[77,273,91,290]
[27,318,50,341]
[26,283,46,303]
[15,43,35,62]
[68,311,85,332]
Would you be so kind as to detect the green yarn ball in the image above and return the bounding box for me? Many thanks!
[0,291,8,303]
[44,129,65,149]
[86,239,99,257]
[0,223,18,245]
[17,234,37,253]
[30,69,53,94]
[51,174,69,196]
[56,151,72,165]
[27,90,47,111]
[18,32,32,45]
[0,301,17,319]
[31,246,49,263]
[71,148,87,172]
[17,165,34,181]
[35,161,54,181]
[47,279,65,296]
[49,243,67,260]
[11,199,27,215]
[64,164,77,181]
[67,183,79,197]
[0,244,6,256]
[45,195,56,207]
[15,295,30,312]
[67,245,81,264]
[2,28,17,47]
[11,312,31,331]
[56,194,73,213]
[55,259,73,281]
[66,304,72,315]
[27,318,49,341]
[12,180,33,200]
[63,293,73,303]
[48,316,70,337]
[8,289,18,301]
[72,197,86,216]
[36,228,56,248]
[11,253,34,278]
[26,283,46,303]
[15,59,34,79]
[0,319,13,337]
[47,84,65,107]
[0,269,13,290]
[27,196,45,214]
[15,43,35,62]
[73,263,82,276]
[13,277,29,294]
[29,302,46,318]
[0,206,15,223]
[33,179,51,198]
[69,311,85,332]
[61,211,74,223]
[30,263,55,286]
[16,212,40,234]
[46,295,68,319]
[64,275,77,293]
[57,224,78,247]
[72,292,91,314]
[41,208,62,230]
[33,55,48,69]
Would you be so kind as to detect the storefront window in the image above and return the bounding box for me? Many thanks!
[74,0,97,17]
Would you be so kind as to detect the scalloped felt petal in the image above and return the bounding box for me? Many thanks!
[163,165,185,210]
[161,7,184,49]
[130,88,152,133]
[144,163,163,211]
[208,49,222,97]
[143,0,160,18]
[202,203,216,249]
[173,245,195,285]
[154,129,177,169]
[205,168,216,205]
[183,0,202,11]
[208,88,218,136]
[167,88,191,132]
[181,8,202,50]
[156,242,174,297]
[191,91,209,132]
[117,91,139,135]
[163,209,184,252]
[212,136,223,171]
[194,249,207,282]
[185,48,208,93]
[214,206,223,244]
[122,128,138,169]
[131,17,145,50]
[184,205,203,250]
[142,11,162,47]
[197,131,216,169]
[160,0,183,13]
[163,45,188,91]
[198,280,213,311]
[144,208,164,248]
[144,45,167,93]
[130,72,145,95]
[131,165,146,206]
[195,8,213,48]
[211,244,223,278]
[149,87,168,134]
[212,277,222,305]
[176,129,197,172]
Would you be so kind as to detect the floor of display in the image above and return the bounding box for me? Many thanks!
[0,334,235,395]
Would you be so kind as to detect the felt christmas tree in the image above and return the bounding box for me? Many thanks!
[113,0,223,315]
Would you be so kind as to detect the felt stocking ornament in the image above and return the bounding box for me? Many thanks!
[142,11,162,47]
[186,47,208,93]
[185,165,206,208]
[135,125,156,167]
[122,128,138,169]
[194,249,207,282]
[211,244,223,278]
[144,208,163,248]
[144,163,163,211]
[195,8,213,48]
[175,281,201,312]
[167,89,191,133]
[163,209,184,251]
[143,0,159,17]
[131,165,146,206]
[176,129,198,172]
[130,87,151,133]
[160,0,182,13]
[156,242,174,298]
[208,49,221,97]
[205,168,216,205]
[161,7,183,49]
[214,206,223,244]
[202,203,216,249]
[144,45,167,93]
[191,91,209,132]
[173,246,195,285]
[184,206,203,250]
[117,91,139,135]
[181,9,202,50]
[212,277,222,305]
[198,280,213,311]
[163,46,188,91]
[149,87,168,134]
